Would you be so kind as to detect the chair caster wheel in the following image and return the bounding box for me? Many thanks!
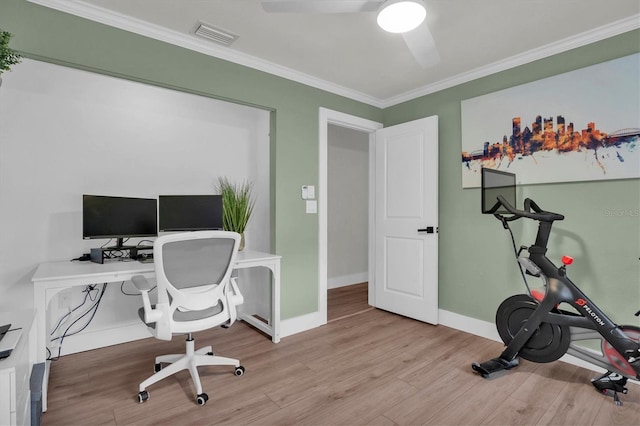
[235,366,245,376]
[154,363,162,373]
[138,390,149,403]
[196,393,209,405]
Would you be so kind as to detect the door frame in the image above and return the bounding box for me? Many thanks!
[318,107,383,324]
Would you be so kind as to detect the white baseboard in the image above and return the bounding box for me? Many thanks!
[438,309,501,343]
[280,311,325,338]
[240,300,270,322]
[327,273,368,289]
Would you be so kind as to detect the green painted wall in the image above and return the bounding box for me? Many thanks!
[384,30,640,325]
[0,0,382,320]
[2,0,638,327]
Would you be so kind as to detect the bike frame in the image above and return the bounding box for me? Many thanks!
[495,197,640,380]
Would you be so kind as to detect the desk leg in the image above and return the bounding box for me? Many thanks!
[33,286,48,411]
[34,286,64,412]
[33,287,47,364]
[271,261,280,343]
[236,260,280,343]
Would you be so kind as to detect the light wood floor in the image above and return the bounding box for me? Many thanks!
[327,282,372,322]
[43,284,640,425]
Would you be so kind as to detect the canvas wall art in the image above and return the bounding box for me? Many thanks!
[461,53,639,188]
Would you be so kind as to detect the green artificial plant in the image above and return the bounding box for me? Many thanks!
[0,30,21,75]
[216,177,255,249]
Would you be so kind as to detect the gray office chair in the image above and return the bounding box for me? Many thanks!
[132,230,245,406]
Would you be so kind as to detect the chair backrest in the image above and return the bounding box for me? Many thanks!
[153,231,242,336]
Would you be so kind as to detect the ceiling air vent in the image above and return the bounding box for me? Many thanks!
[194,22,238,47]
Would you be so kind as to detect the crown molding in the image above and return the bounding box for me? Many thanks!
[26,1,640,109]
[26,0,385,107]
[381,14,640,108]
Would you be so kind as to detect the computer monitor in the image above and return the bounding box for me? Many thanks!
[481,168,516,214]
[158,195,223,232]
[83,195,158,248]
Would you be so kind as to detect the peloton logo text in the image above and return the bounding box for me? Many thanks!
[575,298,605,326]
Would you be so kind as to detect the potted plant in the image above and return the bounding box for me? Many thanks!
[216,177,255,250]
[0,30,21,85]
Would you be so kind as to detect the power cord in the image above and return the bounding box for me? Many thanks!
[50,286,95,337]
[48,283,107,361]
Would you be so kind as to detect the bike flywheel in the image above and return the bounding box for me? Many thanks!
[602,326,640,378]
[496,294,571,363]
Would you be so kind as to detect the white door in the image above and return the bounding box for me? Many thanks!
[374,115,438,324]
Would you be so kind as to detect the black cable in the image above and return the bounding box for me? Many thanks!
[50,288,92,336]
[504,221,532,295]
[53,284,106,342]
[86,284,99,302]
[100,239,114,249]
[49,283,107,361]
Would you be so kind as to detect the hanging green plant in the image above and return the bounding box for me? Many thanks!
[216,177,255,249]
[0,30,21,75]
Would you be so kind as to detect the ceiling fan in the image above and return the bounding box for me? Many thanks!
[261,0,441,68]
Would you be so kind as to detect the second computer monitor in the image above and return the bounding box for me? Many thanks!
[159,195,223,232]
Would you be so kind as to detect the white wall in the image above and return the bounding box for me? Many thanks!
[327,124,369,288]
[0,59,270,354]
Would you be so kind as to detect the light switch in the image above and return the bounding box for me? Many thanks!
[301,185,315,200]
[306,200,317,214]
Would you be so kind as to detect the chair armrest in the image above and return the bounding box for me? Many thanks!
[225,277,244,325]
[132,275,163,325]
[229,277,244,306]
[132,275,153,292]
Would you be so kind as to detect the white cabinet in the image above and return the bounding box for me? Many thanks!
[0,310,36,426]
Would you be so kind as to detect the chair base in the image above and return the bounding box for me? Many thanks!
[138,335,241,403]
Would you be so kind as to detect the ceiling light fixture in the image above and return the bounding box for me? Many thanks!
[377,0,427,34]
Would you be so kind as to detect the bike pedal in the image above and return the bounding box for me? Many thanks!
[471,357,519,379]
[601,390,623,406]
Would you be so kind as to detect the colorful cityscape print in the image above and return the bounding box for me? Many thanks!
[461,114,639,185]
[462,115,639,169]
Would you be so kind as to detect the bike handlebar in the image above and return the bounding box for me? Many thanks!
[497,195,565,223]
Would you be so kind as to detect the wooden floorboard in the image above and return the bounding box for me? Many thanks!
[42,284,640,425]
[327,282,372,322]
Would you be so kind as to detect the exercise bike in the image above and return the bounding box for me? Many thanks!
[471,194,640,406]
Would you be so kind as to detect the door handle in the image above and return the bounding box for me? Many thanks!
[417,226,437,234]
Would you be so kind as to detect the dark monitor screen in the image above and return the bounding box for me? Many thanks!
[481,168,516,214]
[83,195,158,241]
[158,195,223,232]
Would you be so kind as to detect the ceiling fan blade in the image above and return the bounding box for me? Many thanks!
[402,21,440,68]
[262,0,382,14]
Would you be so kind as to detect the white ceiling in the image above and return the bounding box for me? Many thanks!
[29,0,640,107]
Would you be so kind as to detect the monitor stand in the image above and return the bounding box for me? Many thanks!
[90,238,138,264]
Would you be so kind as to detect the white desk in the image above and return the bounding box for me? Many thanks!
[31,249,281,411]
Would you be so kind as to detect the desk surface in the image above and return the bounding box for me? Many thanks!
[32,250,281,284]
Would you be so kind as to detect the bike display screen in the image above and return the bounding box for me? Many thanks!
[481,168,516,214]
